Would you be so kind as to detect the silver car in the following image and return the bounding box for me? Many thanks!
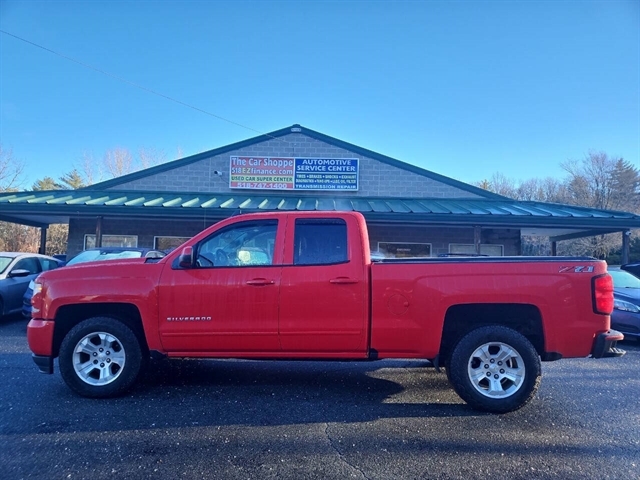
[0,252,62,317]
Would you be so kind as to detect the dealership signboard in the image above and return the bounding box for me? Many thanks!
[230,156,359,191]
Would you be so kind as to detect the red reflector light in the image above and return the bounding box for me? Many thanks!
[593,274,614,315]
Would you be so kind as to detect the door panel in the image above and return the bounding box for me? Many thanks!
[279,217,367,355]
[158,219,283,353]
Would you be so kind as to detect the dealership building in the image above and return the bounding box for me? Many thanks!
[0,125,638,260]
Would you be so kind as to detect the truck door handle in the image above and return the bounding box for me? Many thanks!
[246,278,275,286]
[329,277,359,284]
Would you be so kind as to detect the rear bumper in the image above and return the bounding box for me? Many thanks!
[32,354,54,374]
[591,330,626,358]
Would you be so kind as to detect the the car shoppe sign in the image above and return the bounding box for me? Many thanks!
[229,156,359,191]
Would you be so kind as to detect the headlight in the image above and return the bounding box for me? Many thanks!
[31,281,43,315]
[614,298,640,313]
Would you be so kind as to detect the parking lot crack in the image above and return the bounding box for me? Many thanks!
[323,423,370,480]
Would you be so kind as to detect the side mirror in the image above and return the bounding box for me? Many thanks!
[8,268,31,278]
[178,246,194,268]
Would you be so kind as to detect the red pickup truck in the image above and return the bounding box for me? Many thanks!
[27,211,624,413]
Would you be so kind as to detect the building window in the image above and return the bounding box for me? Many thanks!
[377,242,432,258]
[84,235,138,250]
[449,244,504,256]
[154,236,191,251]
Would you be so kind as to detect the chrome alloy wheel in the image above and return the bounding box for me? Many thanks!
[72,332,126,386]
[467,342,525,398]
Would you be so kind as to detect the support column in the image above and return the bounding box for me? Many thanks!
[622,230,630,265]
[474,226,482,255]
[39,227,47,255]
[95,216,103,248]
[551,241,557,257]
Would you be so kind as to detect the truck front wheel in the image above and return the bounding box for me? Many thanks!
[448,326,541,413]
[59,317,143,398]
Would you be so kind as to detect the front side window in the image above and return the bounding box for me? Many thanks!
[0,256,13,274]
[196,221,277,268]
[294,219,348,265]
[14,257,41,275]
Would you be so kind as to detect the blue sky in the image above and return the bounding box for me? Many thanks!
[1,0,638,189]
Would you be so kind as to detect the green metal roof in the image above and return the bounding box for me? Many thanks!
[1,189,639,236]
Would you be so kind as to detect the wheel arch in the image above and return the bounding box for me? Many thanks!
[52,303,148,357]
[439,303,545,364]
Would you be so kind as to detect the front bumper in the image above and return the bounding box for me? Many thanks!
[27,319,55,374]
[591,330,626,358]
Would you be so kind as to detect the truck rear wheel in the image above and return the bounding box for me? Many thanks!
[448,326,541,413]
[59,317,143,398]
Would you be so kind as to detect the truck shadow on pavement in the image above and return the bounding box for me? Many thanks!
[124,357,477,427]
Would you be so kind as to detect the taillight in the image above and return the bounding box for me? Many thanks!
[592,274,614,315]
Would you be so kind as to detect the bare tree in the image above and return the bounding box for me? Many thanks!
[0,223,40,252]
[78,151,104,185]
[0,145,25,192]
[103,148,134,178]
[138,147,167,169]
[45,224,69,255]
[73,146,173,185]
[474,173,518,198]
[558,151,639,258]
[476,151,639,259]
[515,177,566,202]
[559,150,636,211]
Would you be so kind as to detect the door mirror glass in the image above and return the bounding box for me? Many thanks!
[178,246,194,268]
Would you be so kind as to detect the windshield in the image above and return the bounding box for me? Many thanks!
[609,269,640,289]
[66,250,143,265]
[0,256,13,274]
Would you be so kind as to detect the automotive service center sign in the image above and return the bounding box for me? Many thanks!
[230,156,359,191]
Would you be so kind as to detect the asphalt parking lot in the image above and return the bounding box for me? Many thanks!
[0,316,638,480]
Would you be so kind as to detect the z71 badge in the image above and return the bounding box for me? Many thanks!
[558,266,594,273]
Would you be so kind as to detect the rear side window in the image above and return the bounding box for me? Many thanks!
[40,258,60,271]
[294,219,348,265]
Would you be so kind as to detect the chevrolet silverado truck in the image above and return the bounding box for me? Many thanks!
[27,211,624,413]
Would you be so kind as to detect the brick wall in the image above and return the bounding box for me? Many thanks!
[110,133,481,199]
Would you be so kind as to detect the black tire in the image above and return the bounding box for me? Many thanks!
[59,317,143,398]
[448,326,541,413]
